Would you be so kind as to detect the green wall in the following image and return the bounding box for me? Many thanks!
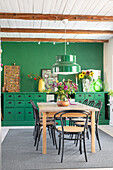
[1,42,103,92]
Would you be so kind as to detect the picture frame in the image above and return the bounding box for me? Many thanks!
[41,69,58,90]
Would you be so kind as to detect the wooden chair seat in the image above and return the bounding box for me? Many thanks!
[40,121,58,126]
[71,118,86,122]
[76,121,92,126]
[57,126,84,133]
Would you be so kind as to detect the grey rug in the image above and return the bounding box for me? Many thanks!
[1,128,113,170]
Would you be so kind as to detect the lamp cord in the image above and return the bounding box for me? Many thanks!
[65,25,66,55]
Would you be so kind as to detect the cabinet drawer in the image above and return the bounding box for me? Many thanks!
[76,99,84,103]
[15,108,24,121]
[25,108,34,121]
[6,101,14,107]
[15,101,25,107]
[15,94,24,100]
[85,93,94,99]
[35,93,45,101]
[25,101,33,107]
[75,94,85,99]
[25,94,35,100]
[95,93,104,99]
[5,108,15,121]
[6,94,15,100]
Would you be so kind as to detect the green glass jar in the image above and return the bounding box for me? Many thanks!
[94,76,103,92]
[89,79,95,92]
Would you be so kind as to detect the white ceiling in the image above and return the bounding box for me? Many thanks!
[0,0,113,41]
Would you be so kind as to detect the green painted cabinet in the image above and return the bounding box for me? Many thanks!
[75,92,109,125]
[2,92,46,126]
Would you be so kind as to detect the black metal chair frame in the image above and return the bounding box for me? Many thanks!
[30,100,57,150]
[75,101,102,150]
[54,110,90,163]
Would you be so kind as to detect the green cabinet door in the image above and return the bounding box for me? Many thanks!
[25,108,34,121]
[5,108,15,121]
[15,108,24,121]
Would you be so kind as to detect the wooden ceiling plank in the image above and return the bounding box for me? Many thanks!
[2,28,113,34]
[1,37,108,43]
[1,13,113,22]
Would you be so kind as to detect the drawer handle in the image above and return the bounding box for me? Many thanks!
[8,102,12,104]
[29,112,32,114]
[18,112,21,114]
[28,95,31,97]
[98,95,101,96]
[38,95,41,97]
[28,102,31,104]
[18,95,21,97]
[8,112,11,114]
[79,101,82,102]
[88,95,91,97]
[18,102,22,104]
[9,95,12,97]
[79,95,82,97]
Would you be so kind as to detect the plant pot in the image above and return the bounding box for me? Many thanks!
[57,101,69,107]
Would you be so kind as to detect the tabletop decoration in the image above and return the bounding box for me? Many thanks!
[55,79,77,106]
[79,70,94,92]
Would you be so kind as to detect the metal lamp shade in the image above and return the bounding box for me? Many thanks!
[52,55,81,75]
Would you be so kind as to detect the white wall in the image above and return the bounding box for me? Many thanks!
[104,37,113,125]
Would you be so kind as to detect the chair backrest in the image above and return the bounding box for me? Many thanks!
[88,100,95,107]
[94,101,102,124]
[83,99,89,105]
[54,110,90,133]
[30,100,40,123]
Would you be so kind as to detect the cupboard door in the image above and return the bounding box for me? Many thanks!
[5,108,15,121]
[15,108,24,121]
[25,108,34,121]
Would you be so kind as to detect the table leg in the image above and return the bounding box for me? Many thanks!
[91,111,95,153]
[43,112,47,154]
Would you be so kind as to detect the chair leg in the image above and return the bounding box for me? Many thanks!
[34,126,39,146]
[95,125,101,150]
[86,130,89,140]
[53,127,58,149]
[36,128,42,151]
[83,133,88,162]
[48,127,51,138]
[61,135,64,163]
[51,128,55,145]
[58,134,61,155]
[33,124,36,136]
[79,134,82,154]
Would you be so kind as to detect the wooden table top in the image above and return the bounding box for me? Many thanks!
[37,102,99,113]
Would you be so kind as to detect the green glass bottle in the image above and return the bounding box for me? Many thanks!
[89,79,96,92]
[94,76,103,92]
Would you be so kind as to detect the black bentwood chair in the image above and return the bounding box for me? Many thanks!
[82,99,89,105]
[75,101,102,150]
[30,100,57,150]
[54,110,90,163]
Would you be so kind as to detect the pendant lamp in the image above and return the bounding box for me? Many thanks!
[52,19,81,75]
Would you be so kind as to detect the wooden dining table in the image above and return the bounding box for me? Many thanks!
[37,102,99,154]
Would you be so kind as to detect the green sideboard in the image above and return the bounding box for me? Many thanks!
[1,92,109,126]
[1,92,46,126]
[75,92,109,125]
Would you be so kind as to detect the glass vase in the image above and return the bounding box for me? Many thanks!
[82,79,91,92]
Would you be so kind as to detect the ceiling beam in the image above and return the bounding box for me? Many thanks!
[1,28,113,34]
[1,37,108,43]
[0,13,113,22]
